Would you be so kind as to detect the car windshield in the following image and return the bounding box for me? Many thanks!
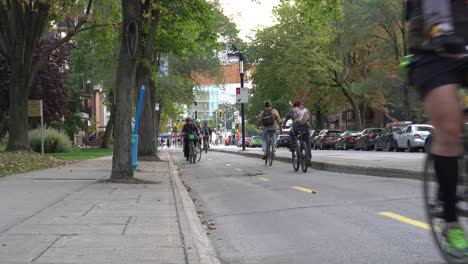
[252,137,261,140]
[369,129,382,133]
[416,126,434,132]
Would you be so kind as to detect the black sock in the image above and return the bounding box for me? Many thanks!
[433,154,459,222]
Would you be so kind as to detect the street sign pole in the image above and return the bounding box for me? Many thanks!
[40,100,44,155]
[240,53,246,151]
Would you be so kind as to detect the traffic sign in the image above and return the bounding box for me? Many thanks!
[236,88,248,103]
[28,100,42,117]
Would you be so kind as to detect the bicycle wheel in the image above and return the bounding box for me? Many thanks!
[423,154,468,264]
[300,141,308,172]
[268,133,274,166]
[292,142,299,172]
[293,139,301,172]
[204,138,208,153]
[197,141,202,162]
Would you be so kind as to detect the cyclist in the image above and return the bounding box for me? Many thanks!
[284,100,312,166]
[194,118,203,146]
[201,122,212,149]
[257,100,282,160]
[182,117,200,161]
[406,0,468,257]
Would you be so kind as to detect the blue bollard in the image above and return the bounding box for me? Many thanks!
[131,134,139,171]
[131,85,146,171]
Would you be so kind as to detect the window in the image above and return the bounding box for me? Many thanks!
[416,126,434,132]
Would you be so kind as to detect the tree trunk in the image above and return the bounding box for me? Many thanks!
[111,0,141,179]
[135,12,160,158]
[315,109,324,129]
[137,80,156,158]
[359,102,367,129]
[338,85,363,130]
[6,60,31,151]
[101,104,114,148]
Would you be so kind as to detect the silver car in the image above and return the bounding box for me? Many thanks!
[394,124,434,152]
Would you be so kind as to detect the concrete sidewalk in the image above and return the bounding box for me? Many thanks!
[0,151,220,264]
[210,146,425,180]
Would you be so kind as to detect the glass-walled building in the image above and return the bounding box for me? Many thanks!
[187,85,219,122]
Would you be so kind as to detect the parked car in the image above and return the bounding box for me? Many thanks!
[354,128,383,150]
[276,134,290,148]
[309,130,320,145]
[312,129,343,150]
[249,136,262,148]
[394,124,434,152]
[335,131,360,150]
[374,126,403,151]
[237,137,251,148]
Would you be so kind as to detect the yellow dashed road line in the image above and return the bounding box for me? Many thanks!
[225,164,231,166]
[379,212,434,231]
[292,186,316,194]
[257,177,271,181]
[235,168,242,171]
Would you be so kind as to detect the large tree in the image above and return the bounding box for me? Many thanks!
[111,0,141,180]
[134,0,239,158]
[0,0,95,151]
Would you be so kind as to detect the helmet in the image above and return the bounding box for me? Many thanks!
[185,117,193,122]
[195,119,201,124]
[292,100,303,107]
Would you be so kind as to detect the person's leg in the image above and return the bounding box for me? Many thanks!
[184,138,189,158]
[425,84,462,226]
[261,129,268,159]
[289,127,295,150]
[261,129,268,151]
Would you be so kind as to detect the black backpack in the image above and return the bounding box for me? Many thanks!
[261,108,275,126]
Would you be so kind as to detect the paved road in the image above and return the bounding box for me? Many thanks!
[171,149,443,264]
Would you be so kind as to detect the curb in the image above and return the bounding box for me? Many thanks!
[211,149,422,180]
[167,152,222,264]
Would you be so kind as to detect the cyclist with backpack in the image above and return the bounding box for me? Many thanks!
[201,122,212,149]
[257,100,282,160]
[406,0,468,258]
[284,100,312,165]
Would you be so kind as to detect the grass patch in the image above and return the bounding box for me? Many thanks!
[0,144,5,151]
[0,151,68,177]
[49,148,113,160]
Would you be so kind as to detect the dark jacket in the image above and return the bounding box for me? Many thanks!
[182,123,199,135]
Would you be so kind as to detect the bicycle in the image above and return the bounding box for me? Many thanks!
[188,133,197,164]
[292,131,308,172]
[265,129,276,166]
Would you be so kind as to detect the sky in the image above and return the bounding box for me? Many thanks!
[219,0,280,41]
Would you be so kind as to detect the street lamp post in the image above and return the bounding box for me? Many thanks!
[239,53,246,151]
[228,45,246,150]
